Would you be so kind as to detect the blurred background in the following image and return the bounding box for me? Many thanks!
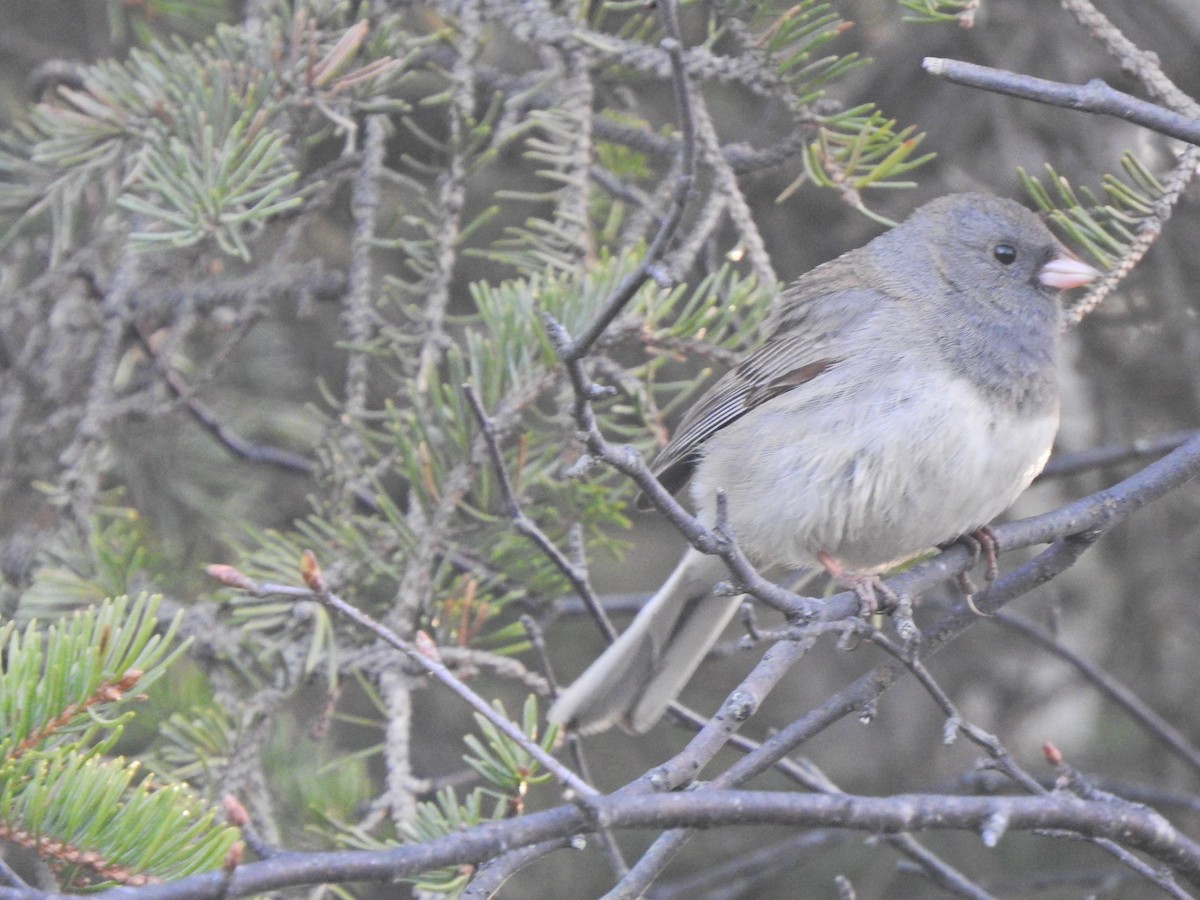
[2,1,1200,897]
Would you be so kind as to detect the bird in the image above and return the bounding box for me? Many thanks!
[548,193,1100,735]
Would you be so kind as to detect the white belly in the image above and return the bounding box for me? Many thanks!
[690,373,1057,572]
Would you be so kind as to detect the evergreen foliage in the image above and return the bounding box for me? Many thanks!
[0,0,1187,895]
[0,595,239,888]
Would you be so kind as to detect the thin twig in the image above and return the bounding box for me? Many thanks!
[645,637,816,793]
[131,326,314,475]
[230,574,599,800]
[995,611,1200,776]
[459,838,576,899]
[883,835,994,900]
[921,59,1200,146]
[462,383,616,641]
[648,831,849,900]
[854,622,1191,898]
[562,33,696,361]
[518,616,629,877]
[1039,430,1200,479]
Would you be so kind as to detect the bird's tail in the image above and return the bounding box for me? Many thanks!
[548,548,740,734]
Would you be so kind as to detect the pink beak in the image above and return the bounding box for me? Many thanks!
[1039,255,1101,291]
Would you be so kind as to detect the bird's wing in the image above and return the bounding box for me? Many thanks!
[645,263,885,500]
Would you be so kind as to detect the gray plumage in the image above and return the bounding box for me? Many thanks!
[549,193,1099,734]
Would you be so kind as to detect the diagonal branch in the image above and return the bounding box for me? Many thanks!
[921,59,1200,145]
[462,383,617,642]
[207,563,598,802]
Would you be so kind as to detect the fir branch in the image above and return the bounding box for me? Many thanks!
[783,105,934,221]
[0,596,233,888]
[0,754,237,889]
[898,0,978,28]
[747,0,865,104]
[0,595,184,763]
[0,15,405,259]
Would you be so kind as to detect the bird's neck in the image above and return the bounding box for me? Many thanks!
[935,293,1060,414]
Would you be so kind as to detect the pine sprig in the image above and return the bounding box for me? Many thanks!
[0,595,234,888]
[697,4,937,216]
[16,505,166,618]
[1019,155,1166,270]
[0,753,238,888]
[782,104,935,221]
[399,785,504,893]
[897,0,979,27]
[488,84,595,276]
[147,704,234,790]
[749,0,865,105]
[0,594,186,762]
[0,15,408,260]
[461,697,558,800]
[392,698,557,894]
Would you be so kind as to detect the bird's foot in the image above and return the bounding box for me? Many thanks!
[817,551,897,618]
[944,527,1000,616]
[960,526,1001,581]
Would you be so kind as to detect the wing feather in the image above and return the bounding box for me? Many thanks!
[641,258,886,503]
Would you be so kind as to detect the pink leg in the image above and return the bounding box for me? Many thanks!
[817,551,898,618]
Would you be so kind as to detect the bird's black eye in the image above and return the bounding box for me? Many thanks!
[993,243,1017,264]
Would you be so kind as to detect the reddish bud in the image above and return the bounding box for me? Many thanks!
[300,550,326,593]
[224,842,244,872]
[415,630,442,662]
[222,794,249,827]
[206,564,254,590]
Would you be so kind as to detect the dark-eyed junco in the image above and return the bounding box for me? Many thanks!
[549,193,1100,734]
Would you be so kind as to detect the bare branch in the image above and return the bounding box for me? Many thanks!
[225,569,599,801]
[1039,430,1200,479]
[19,788,1200,899]
[463,382,616,641]
[922,59,1200,146]
[996,611,1200,775]
[562,26,697,361]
